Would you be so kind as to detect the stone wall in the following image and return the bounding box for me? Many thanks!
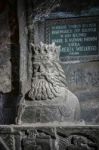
[62,61,99,123]
[0,0,20,124]
[0,7,11,93]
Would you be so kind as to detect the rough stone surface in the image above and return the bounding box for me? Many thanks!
[16,43,80,124]
[62,61,99,123]
[0,8,11,93]
[0,0,20,124]
[0,126,99,149]
[20,94,80,124]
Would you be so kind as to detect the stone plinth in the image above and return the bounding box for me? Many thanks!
[17,89,80,124]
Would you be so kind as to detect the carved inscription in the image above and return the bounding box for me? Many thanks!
[0,127,98,150]
[0,134,14,150]
[0,9,11,92]
[45,17,99,59]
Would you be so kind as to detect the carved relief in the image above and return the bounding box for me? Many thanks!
[58,135,97,150]
[19,128,98,150]
[28,42,66,101]
[0,134,14,150]
[57,129,98,150]
[21,129,56,150]
[0,127,98,150]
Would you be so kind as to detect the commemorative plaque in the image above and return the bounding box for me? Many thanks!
[45,16,99,60]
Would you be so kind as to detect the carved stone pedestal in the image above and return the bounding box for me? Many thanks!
[18,93,80,124]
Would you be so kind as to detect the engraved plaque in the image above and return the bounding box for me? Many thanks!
[45,16,99,60]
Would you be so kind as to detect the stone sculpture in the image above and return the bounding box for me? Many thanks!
[28,42,67,101]
[16,42,80,124]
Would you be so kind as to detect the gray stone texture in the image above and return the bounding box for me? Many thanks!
[62,61,99,124]
[16,43,80,124]
[0,8,11,93]
[0,126,99,149]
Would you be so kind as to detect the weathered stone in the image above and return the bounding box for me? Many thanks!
[19,94,80,124]
[0,126,99,150]
[0,126,15,150]
[16,43,80,124]
[0,8,11,93]
[62,61,99,123]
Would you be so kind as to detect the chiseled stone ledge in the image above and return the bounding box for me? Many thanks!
[0,125,99,150]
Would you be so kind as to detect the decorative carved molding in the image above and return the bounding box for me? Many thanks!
[58,135,97,150]
[0,126,98,150]
[21,129,56,150]
[20,128,98,150]
[0,134,14,150]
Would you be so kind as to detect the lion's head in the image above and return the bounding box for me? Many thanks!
[28,42,67,100]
